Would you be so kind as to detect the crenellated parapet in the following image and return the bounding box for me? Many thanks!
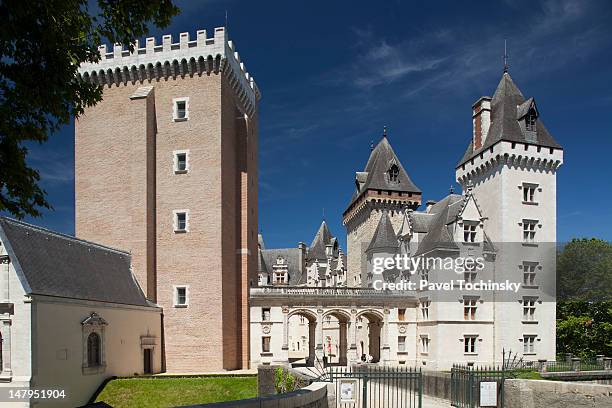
[77,27,260,116]
[455,140,563,187]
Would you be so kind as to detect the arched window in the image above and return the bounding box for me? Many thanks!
[389,164,399,182]
[525,110,537,131]
[87,332,101,367]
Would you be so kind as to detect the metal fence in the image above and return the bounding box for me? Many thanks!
[451,364,506,408]
[321,365,422,408]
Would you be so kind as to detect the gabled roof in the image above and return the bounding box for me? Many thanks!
[366,211,399,252]
[414,194,495,255]
[458,72,562,167]
[308,221,333,260]
[348,136,421,208]
[259,248,303,285]
[0,217,154,307]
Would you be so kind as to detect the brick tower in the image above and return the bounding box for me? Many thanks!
[75,28,260,371]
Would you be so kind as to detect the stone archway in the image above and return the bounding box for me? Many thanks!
[287,309,317,366]
[356,310,384,363]
[322,309,351,366]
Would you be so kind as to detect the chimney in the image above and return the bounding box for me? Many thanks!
[426,200,437,213]
[297,242,306,275]
[472,97,492,150]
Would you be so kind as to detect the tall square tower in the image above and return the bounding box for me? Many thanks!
[75,28,260,371]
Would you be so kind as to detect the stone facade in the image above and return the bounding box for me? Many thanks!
[250,71,563,370]
[75,28,260,371]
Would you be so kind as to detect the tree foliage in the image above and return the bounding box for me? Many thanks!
[557,300,612,358]
[0,0,179,218]
[557,238,612,302]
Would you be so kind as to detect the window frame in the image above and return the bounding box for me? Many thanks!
[522,297,537,322]
[262,336,271,353]
[522,219,538,243]
[463,297,478,321]
[174,285,189,307]
[173,150,190,174]
[522,183,538,204]
[173,210,189,233]
[463,222,478,243]
[173,97,189,121]
[397,336,406,352]
[523,335,536,354]
[522,262,538,286]
[464,335,478,354]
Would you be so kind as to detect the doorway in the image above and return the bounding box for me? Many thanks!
[143,348,152,374]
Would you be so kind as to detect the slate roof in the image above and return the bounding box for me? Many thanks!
[308,221,334,260]
[458,72,562,167]
[413,194,495,255]
[348,136,421,208]
[259,248,304,285]
[0,217,154,307]
[366,211,399,252]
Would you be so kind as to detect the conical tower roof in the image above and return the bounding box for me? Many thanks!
[308,221,333,260]
[366,211,399,252]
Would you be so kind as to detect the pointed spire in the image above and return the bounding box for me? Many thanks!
[503,39,509,73]
[383,125,388,138]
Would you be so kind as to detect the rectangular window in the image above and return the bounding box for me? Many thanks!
[173,98,189,121]
[174,211,188,232]
[522,220,537,242]
[463,222,477,243]
[463,298,478,320]
[523,335,536,354]
[464,263,477,283]
[420,300,430,320]
[523,262,537,286]
[262,308,271,321]
[262,336,271,353]
[523,298,536,321]
[523,183,537,203]
[175,152,188,173]
[398,336,406,352]
[464,336,477,354]
[420,336,430,354]
[398,308,406,321]
[174,286,188,307]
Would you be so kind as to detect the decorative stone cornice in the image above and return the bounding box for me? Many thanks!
[77,27,260,116]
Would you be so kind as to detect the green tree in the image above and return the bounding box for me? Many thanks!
[0,0,179,218]
[557,238,612,301]
[557,300,612,358]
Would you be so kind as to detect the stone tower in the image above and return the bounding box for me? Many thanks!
[343,133,421,286]
[455,71,563,361]
[75,28,260,371]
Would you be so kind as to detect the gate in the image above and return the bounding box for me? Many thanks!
[321,365,422,408]
[451,364,505,408]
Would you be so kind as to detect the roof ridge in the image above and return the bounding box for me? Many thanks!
[0,216,130,256]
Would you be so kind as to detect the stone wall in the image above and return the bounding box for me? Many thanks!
[504,379,612,408]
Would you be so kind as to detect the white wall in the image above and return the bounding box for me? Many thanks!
[31,296,162,408]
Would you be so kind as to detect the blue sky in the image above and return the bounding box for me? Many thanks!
[20,0,612,250]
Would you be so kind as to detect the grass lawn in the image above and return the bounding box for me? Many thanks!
[95,376,258,408]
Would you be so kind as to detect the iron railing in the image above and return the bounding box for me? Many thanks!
[451,364,506,408]
[320,365,422,408]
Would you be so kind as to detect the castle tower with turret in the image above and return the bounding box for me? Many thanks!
[455,71,563,361]
[343,132,422,286]
[75,27,260,371]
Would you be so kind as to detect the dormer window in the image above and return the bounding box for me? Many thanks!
[525,111,537,131]
[463,222,477,243]
[389,164,399,182]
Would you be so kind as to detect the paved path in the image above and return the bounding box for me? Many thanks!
[422,395,452,408]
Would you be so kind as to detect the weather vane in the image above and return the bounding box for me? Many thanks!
[383,125,388,138]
